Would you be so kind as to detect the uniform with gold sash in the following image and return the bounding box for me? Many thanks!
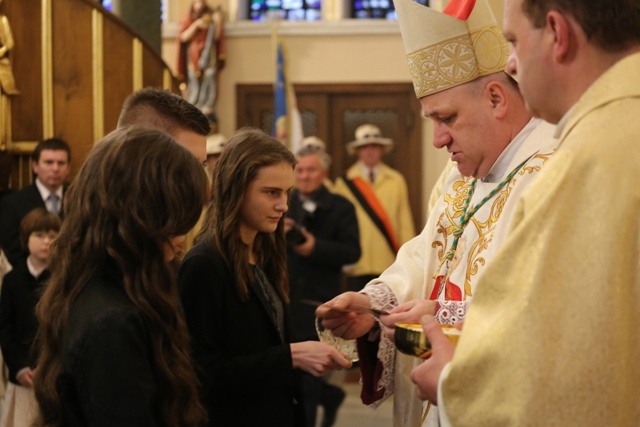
[334,161,415,278]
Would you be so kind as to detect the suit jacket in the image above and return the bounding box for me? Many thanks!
[0,183,65,266]
[179,242,306,427]
[0,259,49,383]
[286,186,361,341]
[57,269,167,427]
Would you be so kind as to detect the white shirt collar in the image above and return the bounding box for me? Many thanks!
[35,178,63,202]
[481,118,542,183]
[26,256,46,279]
[358,162,380,179]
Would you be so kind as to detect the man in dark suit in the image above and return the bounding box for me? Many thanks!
[0,138,70,266]
[286,145,361,427]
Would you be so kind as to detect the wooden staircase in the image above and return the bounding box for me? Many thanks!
[1,0,178,190]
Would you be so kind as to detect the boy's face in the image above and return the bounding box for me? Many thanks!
[28,230,58,263]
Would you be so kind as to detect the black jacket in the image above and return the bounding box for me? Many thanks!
[179,242,306,427]
[286,186,361,341]
[57,270,167,427]
[0,259,49,383]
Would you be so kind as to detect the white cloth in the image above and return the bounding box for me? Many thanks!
[0,383,37,427]
[362,119,559,427]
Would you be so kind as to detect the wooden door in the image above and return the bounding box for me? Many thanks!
[236,83,423,225]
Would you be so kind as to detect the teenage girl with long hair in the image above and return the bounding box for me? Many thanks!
[179,128,351,426]
[33,127,208,427]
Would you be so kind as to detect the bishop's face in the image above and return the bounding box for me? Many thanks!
[420,83,505,179]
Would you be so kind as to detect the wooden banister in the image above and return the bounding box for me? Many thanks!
[1,0,178,190]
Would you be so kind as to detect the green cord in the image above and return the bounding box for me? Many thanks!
[444,155,533,262]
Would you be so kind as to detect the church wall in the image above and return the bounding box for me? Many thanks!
[160,0,506,223]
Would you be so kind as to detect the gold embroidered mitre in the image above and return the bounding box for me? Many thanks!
[394,0,509,98]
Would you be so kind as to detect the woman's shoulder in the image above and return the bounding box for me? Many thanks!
[67,276,140,337]
[181,240,228,272]
[178,240,235,300]
[61,276,149,363]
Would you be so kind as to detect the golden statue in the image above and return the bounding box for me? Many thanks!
[0,0,19,151]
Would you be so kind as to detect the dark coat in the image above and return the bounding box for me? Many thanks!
[0,183,65,266]
[0,259,49,383]
[179,242,306,427]
[287,186,361,341]
[56,270,167,427]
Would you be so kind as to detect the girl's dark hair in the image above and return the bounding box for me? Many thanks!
[198,127,296,302]
[34,126,208,427]
[19,208,61,249]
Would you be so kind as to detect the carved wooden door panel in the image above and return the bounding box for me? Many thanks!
[236,83,423,225]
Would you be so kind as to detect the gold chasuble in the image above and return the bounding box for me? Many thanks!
[440,52,640,426]
[362,119,558,427]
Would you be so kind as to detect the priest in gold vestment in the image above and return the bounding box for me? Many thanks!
[410,0,640,425]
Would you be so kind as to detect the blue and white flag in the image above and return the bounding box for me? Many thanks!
[273,41,303,152]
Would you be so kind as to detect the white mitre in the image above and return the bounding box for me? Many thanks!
[394,0,509,98]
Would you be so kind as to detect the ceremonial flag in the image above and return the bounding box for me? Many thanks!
[273,41,303,152]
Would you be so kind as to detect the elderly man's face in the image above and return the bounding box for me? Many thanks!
[420,83,505,179]
[294,154,327,197]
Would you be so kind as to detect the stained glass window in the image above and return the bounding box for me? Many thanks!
[102,1,167,21]
[249,0,322,21]
[352,0,428,20]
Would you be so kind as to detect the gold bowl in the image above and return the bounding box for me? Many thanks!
[394,322,460,358]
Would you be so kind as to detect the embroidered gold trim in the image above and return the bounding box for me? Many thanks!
[430,151,554,298]
[407,24,508,98]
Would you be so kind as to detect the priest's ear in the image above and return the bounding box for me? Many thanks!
[485,80,509,120]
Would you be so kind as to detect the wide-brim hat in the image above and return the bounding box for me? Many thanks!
[394,0,509,99]
[206,133,226,155]
[301,136,327,151]
[346,124,393,155]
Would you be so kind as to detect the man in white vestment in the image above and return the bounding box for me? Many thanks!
[406,0,640,425]
[317,0,559,426]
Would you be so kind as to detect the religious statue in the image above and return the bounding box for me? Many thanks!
[177,0,225,120]
[0,0,19,151]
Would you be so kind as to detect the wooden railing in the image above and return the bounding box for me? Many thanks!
[1,0,179,190]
